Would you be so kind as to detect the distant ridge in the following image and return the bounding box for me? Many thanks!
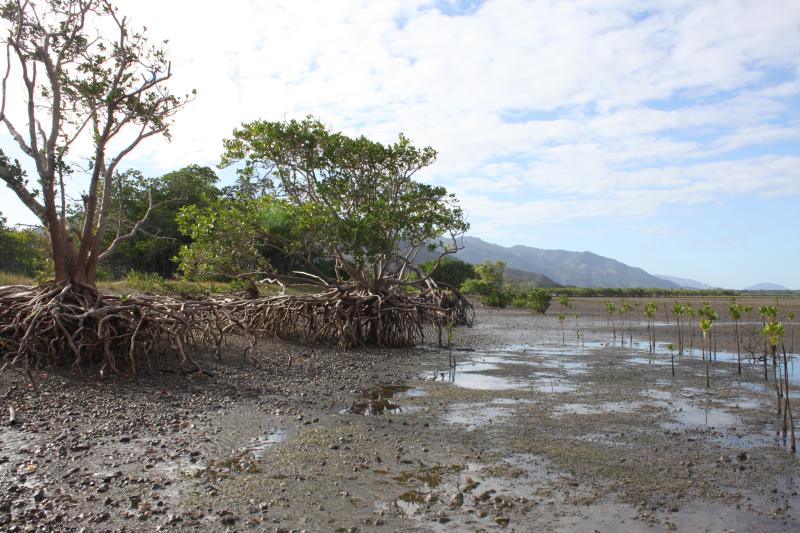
[421,237,681,289]
[655,274,714,290]
[744,282,790,291]
[503,267,561,287]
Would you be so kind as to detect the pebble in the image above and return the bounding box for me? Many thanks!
[449,492,464,508]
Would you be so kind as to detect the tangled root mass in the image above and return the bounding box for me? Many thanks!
[0,282,473,378]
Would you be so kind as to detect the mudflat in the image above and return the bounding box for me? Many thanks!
[1,300,798,531]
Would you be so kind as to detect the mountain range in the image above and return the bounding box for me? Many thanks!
[654,274,714,290]
[503,267,561,287]
[416,237,794,289]
[744,282,790,291]
[426,237,681,289]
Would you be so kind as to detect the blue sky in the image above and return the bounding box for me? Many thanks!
[1,0,799,289]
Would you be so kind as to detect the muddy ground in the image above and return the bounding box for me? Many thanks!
[1,299,799,532]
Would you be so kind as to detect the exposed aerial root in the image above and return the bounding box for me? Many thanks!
[0,282,224,380]
[0,282,473,380]
[223,285,472,349]
[422,287,475,327]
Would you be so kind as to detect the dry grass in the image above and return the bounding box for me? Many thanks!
[0,271,34,286]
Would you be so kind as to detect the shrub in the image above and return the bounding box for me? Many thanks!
[483,289,512,308]
[460,278,493,296]
[526,288,552,314]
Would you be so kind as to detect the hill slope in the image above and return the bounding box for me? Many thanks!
[427,237,680,289]
[655,274,714,290]
[503,267,561,287]
[744,282,790,291]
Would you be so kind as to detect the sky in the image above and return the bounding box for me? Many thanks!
[1,0,799,289]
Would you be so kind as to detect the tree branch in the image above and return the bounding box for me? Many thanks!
[98,192,168,261]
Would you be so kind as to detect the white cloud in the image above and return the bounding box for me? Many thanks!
[1,0,799,245]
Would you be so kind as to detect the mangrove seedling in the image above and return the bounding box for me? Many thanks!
[700,318,713,388]
[699,303,718,389]
[622,300,634,345]
[760,305,779,382]
[666,342,675,377]
[672,302,685,355]
[760,314,784,416]
[685,303,696,355]
[604,300,617,344]
[781,342,796,452]
[447,321,456,369]
[729,299,744,374]
[644,301,658,354]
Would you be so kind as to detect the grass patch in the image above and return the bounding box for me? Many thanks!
[0,271,33,285]
[97,271,291,298]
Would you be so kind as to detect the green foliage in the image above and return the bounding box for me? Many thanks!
[125,271,164,294]
[525,288,553,314]
[758,305,778,321]
[220,117,468,287]
[0,0,190,285]
[511,290,530,307]
[0,223,49,277]
[420,257,477,288]
[460,283,571,314]
[552,287,740,298]
[644,301,657,319]
[760,321,784,348]
[474,260,505,290]
[558,295,571,308]
[103,165,221,277]
[758,303,783,349]
[483,289,512,308]
[697,302,718,337]
[460,279,493,296]
[124,270,250,297]
[728,298,742,321]
[176,195,293,282]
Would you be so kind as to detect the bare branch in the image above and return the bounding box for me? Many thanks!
[97,192,171,261]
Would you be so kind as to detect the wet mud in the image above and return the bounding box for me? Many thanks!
[1,302,799,531]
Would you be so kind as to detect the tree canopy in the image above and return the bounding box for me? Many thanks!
[0,211,49,276]
[0,0,190,285]
[220,117,468,289]
[175,194,299,295]
[420,257,477,288]
[102,165,220,277]
[474,260,506,290]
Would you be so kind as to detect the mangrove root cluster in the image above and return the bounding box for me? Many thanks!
[422,287,475,327]
[225,286,472,350]
[0,282,221,379]
[0,282,473,378]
